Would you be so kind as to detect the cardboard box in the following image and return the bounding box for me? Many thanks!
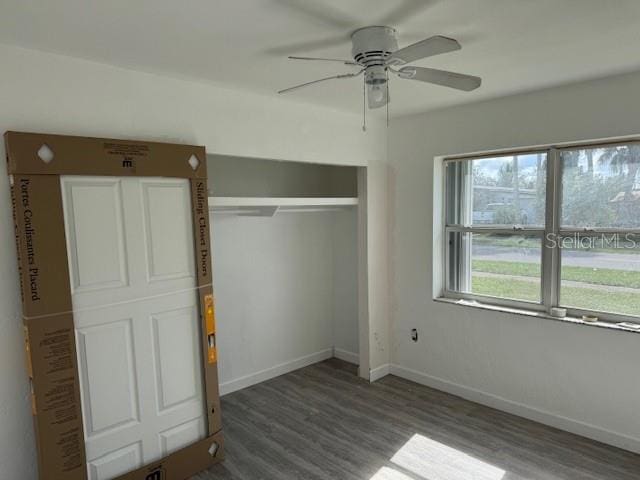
[6,132,223,480]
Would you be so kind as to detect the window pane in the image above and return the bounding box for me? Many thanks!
[445,161,466,225]
[561,145,640,229]
[559,234,640,317]
[469,154,547,226]
[448,232,542,303]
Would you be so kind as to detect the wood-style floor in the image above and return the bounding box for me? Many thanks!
[195,359,640,480]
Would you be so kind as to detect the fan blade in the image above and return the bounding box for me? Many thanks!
[278,71,363,94]
[271,0,358,30]
[265,35,350,55]
[289,56,359,66]
[367,83,389,109]
[397,66,481,91]
[378,0,434,26]
[386,36,461,66]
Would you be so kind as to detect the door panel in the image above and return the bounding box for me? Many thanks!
[152,305,202,411]
[88,442,142,480]
[76,318,139,436]
[63,178,128,293]
[159,418,206,457]
[141,180,195,282]
[61,176,206,480]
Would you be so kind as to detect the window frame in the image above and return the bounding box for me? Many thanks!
[440,140,640,326]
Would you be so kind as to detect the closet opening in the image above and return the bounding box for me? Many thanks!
[207,154,366,392]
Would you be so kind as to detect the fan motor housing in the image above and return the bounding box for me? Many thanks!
[351,26,398,67]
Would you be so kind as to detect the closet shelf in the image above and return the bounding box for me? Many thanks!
[209,197,358,217]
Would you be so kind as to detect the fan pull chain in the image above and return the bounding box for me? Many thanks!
[386,69,389,127]
[362,76,367,132]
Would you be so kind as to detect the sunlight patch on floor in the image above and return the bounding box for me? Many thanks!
[388,434,506,480]
[370,466,414,480]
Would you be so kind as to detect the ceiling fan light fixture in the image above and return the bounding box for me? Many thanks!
[370,84,386,103]
[365,65,387,85]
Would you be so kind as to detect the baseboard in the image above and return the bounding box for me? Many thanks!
[389,364,640,455]
[333,347,359,365]
[369,363,391,382]
[219,349,333,396]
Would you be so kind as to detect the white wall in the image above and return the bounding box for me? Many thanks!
[332,209,359,360]
[0,44,386,479]
[0,46,383,167]
[389,70,640,453]
[364,162,391,377]
[211,210,359,397]
[211,210,360,394]
[212,213,336,394]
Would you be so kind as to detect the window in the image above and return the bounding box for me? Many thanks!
[443,142,640,324]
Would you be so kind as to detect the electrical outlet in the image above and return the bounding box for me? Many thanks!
[411,329,418,342]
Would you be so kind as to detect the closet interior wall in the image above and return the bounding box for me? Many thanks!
[207,155,360,394]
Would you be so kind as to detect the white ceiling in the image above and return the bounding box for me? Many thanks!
[1,0,640,116]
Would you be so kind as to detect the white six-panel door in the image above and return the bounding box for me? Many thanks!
[61,176,207,480]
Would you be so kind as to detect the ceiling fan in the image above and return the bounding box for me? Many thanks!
[278,25,482,111]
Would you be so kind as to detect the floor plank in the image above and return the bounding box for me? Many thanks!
[195,359,640,480]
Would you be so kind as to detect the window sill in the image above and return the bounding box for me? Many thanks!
[434,297,640,335]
